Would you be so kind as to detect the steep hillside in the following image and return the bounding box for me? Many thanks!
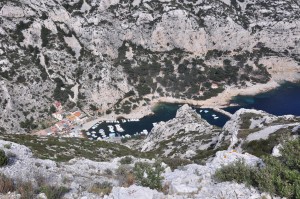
[1,0,300,133]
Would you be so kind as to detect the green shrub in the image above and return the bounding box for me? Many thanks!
[214,159,256,185]
[280,139,300,171]
[239,113,262,129]
[162,158,192,171]
[41,26,51,47]
[119,156,133,164]
[49,105,56,114]
[133,161,165,190]
[0,150,8,167]
[104,168,113,175]
[20,117,38,132]
[39,185,69,199]
[214,139,300,199]
[3,144,11,149]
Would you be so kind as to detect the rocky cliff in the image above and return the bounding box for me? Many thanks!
[0,139,277,199]
[124,104,299,161]
[224,108,300,156]
[1,0,300,133]
[138,104,229,160]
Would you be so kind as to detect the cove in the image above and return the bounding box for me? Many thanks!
[224,82,300,116]
[87,82,300,140]
[87,103,229,140]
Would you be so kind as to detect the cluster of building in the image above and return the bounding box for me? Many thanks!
[34,101,88,137]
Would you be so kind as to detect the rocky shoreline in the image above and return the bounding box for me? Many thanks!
[81,80,285,130]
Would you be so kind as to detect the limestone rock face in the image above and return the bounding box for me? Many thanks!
[163,150,264,198]
[108,185,164,199]
[223,108,300,152]
[107,150,267,199]
[0,138,279,199]
[1,0,300,133]
[140,104,228,159]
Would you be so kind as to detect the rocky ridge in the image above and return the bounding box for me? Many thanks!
[0,139,276,199]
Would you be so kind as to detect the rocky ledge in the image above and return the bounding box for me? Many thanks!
[0,139,277,199]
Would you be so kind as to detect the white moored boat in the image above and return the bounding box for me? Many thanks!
[115,124,124,132]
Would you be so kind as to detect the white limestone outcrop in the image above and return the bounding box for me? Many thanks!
[0,139,278,199]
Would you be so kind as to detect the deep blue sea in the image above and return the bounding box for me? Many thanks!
[88,82,300,139]
[224,82,300,116]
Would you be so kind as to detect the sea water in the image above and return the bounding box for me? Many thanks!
[88,82,300,139]
[224,82,300,116]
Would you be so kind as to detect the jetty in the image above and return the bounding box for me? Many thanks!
[212,107,233,119]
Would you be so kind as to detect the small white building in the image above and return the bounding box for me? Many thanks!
[211,83,219,89]
[52,112,63,121]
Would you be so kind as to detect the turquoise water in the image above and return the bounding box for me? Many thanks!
[88,82,300,140]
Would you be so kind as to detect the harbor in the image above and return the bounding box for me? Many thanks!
[85,104,231,140]
[85,118,144,140]
[85,81,300,141]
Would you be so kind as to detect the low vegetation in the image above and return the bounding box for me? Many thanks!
[39,185,69,199]
[17,181,34,199]
[0,173,69,199]
[133,161,165,190]
[0,134,155,162]
[115,165,135,187]
[115,161,165,191]
[239,113,263,129]
[242,129,293,157]
[115,41,271,102]
[191,144,230,165]
[0,149,8,167]
[161,157,192,171]
[89,181,113,196]
[0,133,226,169]
[214,139,300,199]
[0,174,14,194]
[119,156,133,164]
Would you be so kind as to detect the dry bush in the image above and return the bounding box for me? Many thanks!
[162,182,170,194]
[0,174,15,193]
[89,181,112,196]
[125,172,135,186]
[16,181,34,199]
[115,165,135,187]
[33,173,46,188]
